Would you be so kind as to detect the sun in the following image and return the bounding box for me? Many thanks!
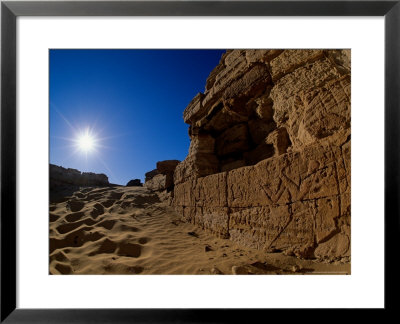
[76,129,96,153]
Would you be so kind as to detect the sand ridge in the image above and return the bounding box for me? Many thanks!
[50,186,350,275]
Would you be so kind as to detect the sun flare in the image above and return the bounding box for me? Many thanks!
[77,130,96,153]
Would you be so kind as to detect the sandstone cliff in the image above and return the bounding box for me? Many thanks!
[172,49,351,261]
[50,164,109,189]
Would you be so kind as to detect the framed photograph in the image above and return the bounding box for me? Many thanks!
[1,0,397,321]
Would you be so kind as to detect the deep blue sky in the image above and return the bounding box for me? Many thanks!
[50,49,225,185]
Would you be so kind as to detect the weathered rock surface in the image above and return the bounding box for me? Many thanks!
[126,179,142,187]
[172,49,351,262]
[145,169,159,182]
[50,164,109,189]
[145,174,169,192]
[156,160,180,174]
[145,160,180,192]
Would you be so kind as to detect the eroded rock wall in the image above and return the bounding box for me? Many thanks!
[50,164,109,188]
[172,49,351,261]
[144,160,180,192]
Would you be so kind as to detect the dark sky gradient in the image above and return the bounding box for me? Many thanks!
[50,49,225,185]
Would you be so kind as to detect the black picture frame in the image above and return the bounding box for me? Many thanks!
[1,0,398,322]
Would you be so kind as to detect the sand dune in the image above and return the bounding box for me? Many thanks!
[49,186,350,275]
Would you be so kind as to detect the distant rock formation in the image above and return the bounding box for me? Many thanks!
[172,49,351,262]
[50,164,109,189]
[144,160,180,192]
[145,169,159,182]
[126,179,143,187]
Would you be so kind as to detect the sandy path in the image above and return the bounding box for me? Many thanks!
[49,186,350,275]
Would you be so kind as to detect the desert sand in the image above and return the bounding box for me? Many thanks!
[49,185,350,275]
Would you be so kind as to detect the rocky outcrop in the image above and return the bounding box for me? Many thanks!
[145,160,180,192]
[126,179,143,187]
[172,49,351,261]
[50,164,109,188]
[145,169,159,182]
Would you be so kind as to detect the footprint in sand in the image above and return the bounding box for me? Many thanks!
[88,238,118,256]
[65,211,85,223]
[117,242,142,258]
[97,219,116,230]
[54,262,73,274]
[50,213,59,222]
[56,218,97,234]
[119,224,140,232]
[90,203,104,218]
[109,192,124,200]
[50,226,104,253]
[131,194,160,206]
[101,199,116,208]
[50,250,69,262]
[118,201,132,209]
[138,237,150,245]
[127,266,144,274]
[66,200,84,212]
